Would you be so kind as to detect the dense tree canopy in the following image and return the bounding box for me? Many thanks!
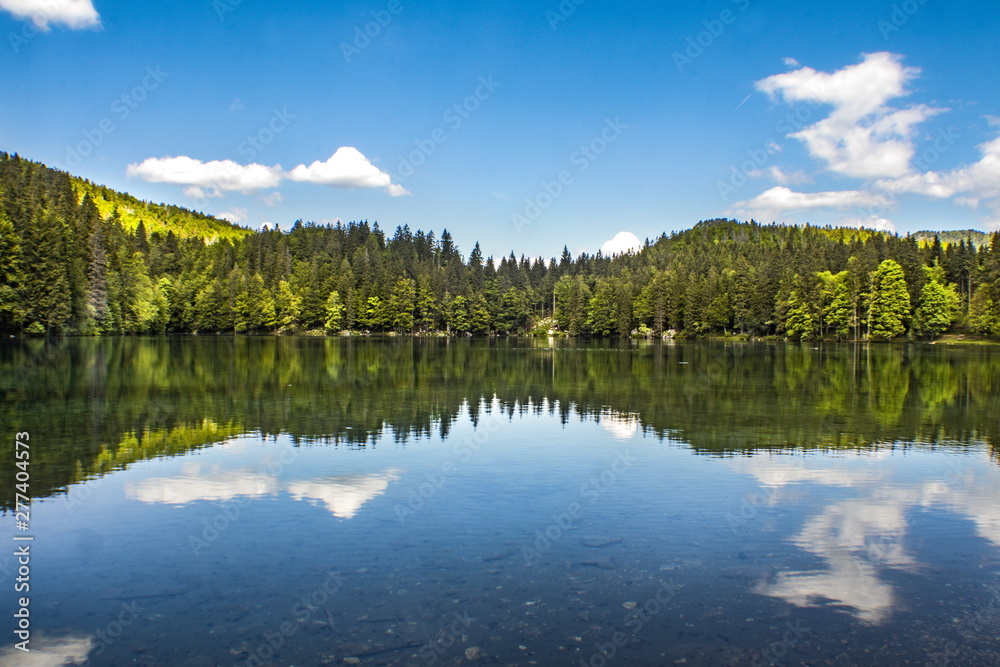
[2,152,999,340]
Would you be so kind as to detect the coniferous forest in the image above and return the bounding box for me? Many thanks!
[2,151,999,340]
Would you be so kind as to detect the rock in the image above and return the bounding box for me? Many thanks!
[465,646,484,661]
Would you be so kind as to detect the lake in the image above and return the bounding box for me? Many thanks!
[1,337,999,666]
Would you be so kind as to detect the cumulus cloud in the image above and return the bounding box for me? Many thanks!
[128,147,408,203]
[0,0,100,29]
[874,135,1000,227]
[841,215,896,233]
[731,186,890,221]
[287,147,410,197]
[757,52,942,179]
[600,231,643,256]
[127,156,282,198]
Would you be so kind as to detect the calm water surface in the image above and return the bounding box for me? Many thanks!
[1,337,999,666]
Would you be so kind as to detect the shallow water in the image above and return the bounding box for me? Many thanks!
[1,337,999,666]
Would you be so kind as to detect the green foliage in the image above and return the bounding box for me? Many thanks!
[324,291,345,332]
[867,260,911,341]
[1,152,997,340]
[912,266,960,339]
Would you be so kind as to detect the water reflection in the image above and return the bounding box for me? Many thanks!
[3,337,998,509]
[125,464,279,505]
[287,470,400,519]
[125,458,401,520]
[739,451,1000,624]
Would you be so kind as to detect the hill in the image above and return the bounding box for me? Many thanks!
[913,229,992,248]
[0,154,998,340]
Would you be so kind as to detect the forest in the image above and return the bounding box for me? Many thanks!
[1,151,999,340]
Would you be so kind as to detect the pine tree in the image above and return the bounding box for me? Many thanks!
[0,211,24,330]
[324,291,345,331]
[867,259,911,341]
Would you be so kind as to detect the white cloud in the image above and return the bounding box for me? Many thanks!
[287,147,410,197]
[736,453,1000,625]
[127,156,282,197]
[757,52,942,179]
[125,468,279,505]
[783,57,800,68]
[0,0,100,30]
[731,186,890,221]
[985,115,1000,129]
[287,470,400,519]
[874,135,1000,227]
[600,231,643,256]
[841,215,896,233]
[218,208,249,224]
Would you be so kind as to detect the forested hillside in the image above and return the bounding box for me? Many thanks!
[1,152,999,339]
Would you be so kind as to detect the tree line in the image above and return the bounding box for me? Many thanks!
[1,152,999,340]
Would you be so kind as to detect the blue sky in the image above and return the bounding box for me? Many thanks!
[2,0,999,260]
